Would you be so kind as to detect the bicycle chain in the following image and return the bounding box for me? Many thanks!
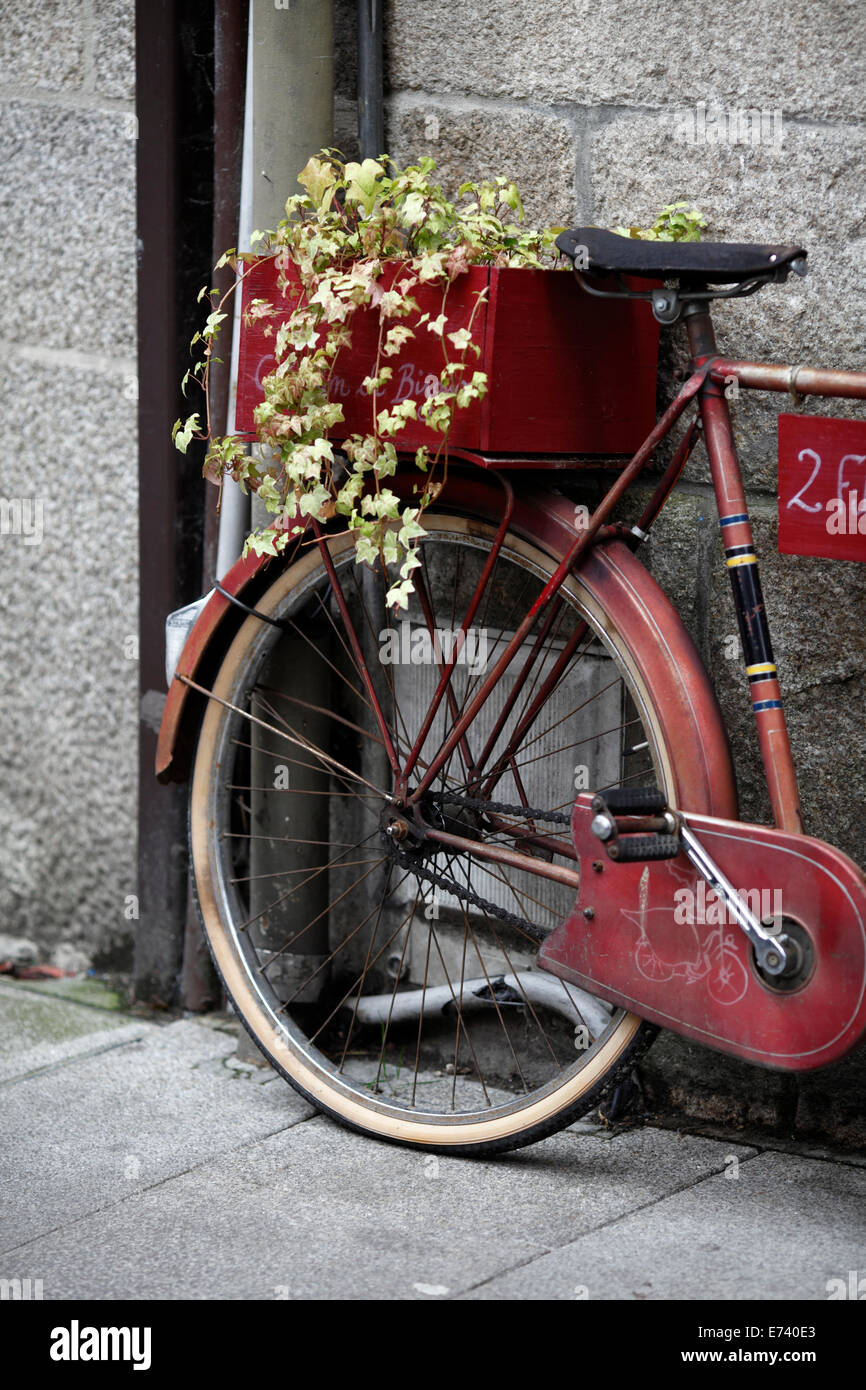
[388,795,573,944]
[439,793,572,826]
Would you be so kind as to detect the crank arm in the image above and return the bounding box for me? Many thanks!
[677,819,788,976]
[590,787,789,975]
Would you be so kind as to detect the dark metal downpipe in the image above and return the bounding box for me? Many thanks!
[358,0,384,159]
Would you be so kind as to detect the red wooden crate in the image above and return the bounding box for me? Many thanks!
[236,257,660,457]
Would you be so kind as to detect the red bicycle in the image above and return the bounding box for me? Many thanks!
[158,228,866,1153]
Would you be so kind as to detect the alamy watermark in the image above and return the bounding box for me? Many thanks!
[674,101,784,148]
[50,1322,152,1370]
[0,1277,43,1300]
[378,620,489,675]
[675,882,783,927]
[825,492,866,536]
[0,497,44,546]
[826,1270,866,1299]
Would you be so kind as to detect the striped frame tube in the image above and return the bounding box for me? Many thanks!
[699,382,804,834]
[721,519,782,709]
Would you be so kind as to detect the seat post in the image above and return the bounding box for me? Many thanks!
[683,296,717,364]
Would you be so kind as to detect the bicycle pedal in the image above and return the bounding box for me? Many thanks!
[594,786,667,815]
[590,788,681,862]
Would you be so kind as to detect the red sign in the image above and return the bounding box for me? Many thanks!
[235,257,660,457]
[778,413,866,562]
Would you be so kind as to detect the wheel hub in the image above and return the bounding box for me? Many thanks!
[379,793,483,859]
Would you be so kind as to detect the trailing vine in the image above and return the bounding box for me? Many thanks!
[174,153,557,609]
[611,201,707,242]
[174,153,705,608]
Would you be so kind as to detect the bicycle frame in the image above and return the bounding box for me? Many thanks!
[160,292,866,889]
[169,270,866,1106]
[686,305,866,835]
[394,299,866,850]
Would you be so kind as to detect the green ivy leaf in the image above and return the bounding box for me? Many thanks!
[172,413,200,454]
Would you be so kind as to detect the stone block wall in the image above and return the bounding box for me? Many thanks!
[0,1,138,971]
[376,0,866,855]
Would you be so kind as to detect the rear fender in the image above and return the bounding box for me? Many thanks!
[157,468,738,823]
[156,548,281,782]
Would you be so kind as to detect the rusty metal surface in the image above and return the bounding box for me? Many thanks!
[155,547,266,782]
[421,825,582,889]
[407,367,715,803]
[711,359,866,399]
[401,475,515,788]
[683,308,804,835]
[310,519,403,779]
[157,474,739,882]
[699,384,803,834]
[635,415,702,533]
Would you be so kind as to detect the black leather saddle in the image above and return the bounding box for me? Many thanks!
[556,227,806,284]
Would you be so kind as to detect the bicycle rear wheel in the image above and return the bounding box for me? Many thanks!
[190,504,686,1152]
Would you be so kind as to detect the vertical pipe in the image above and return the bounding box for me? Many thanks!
[135,0,188,1004]
[358,0,384,160]
[218,0,335,581]
[251,0,334,221]
[202,0,249,582]
[214,5,254,584]
[238,1,335,1055]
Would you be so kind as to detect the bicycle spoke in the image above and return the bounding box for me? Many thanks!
[256,686,389,749]
[240,832,381,936]
[426,919,492,1109]
[181,676,393,800]
[262,854,388,967]
[450,857,562,1065]
[338,877,396,1073]
[373,882,422,1095]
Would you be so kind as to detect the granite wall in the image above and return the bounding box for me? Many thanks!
[0,1,138,972]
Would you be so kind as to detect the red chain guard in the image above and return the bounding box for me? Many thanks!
[537,794,866,1070]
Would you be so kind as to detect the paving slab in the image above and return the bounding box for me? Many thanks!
[0,1016,313,1251]
[1,1118,748,1300]
[463,1150,866,1300]
[0,978,139,1082]
[4,976,127,1011]
[3,985,862,1301]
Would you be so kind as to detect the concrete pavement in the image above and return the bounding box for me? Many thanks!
[1,976,864,1301]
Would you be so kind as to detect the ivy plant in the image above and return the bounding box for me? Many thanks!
[611,201,707,243]
[175,154,705,608]
[175,153,557,609]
